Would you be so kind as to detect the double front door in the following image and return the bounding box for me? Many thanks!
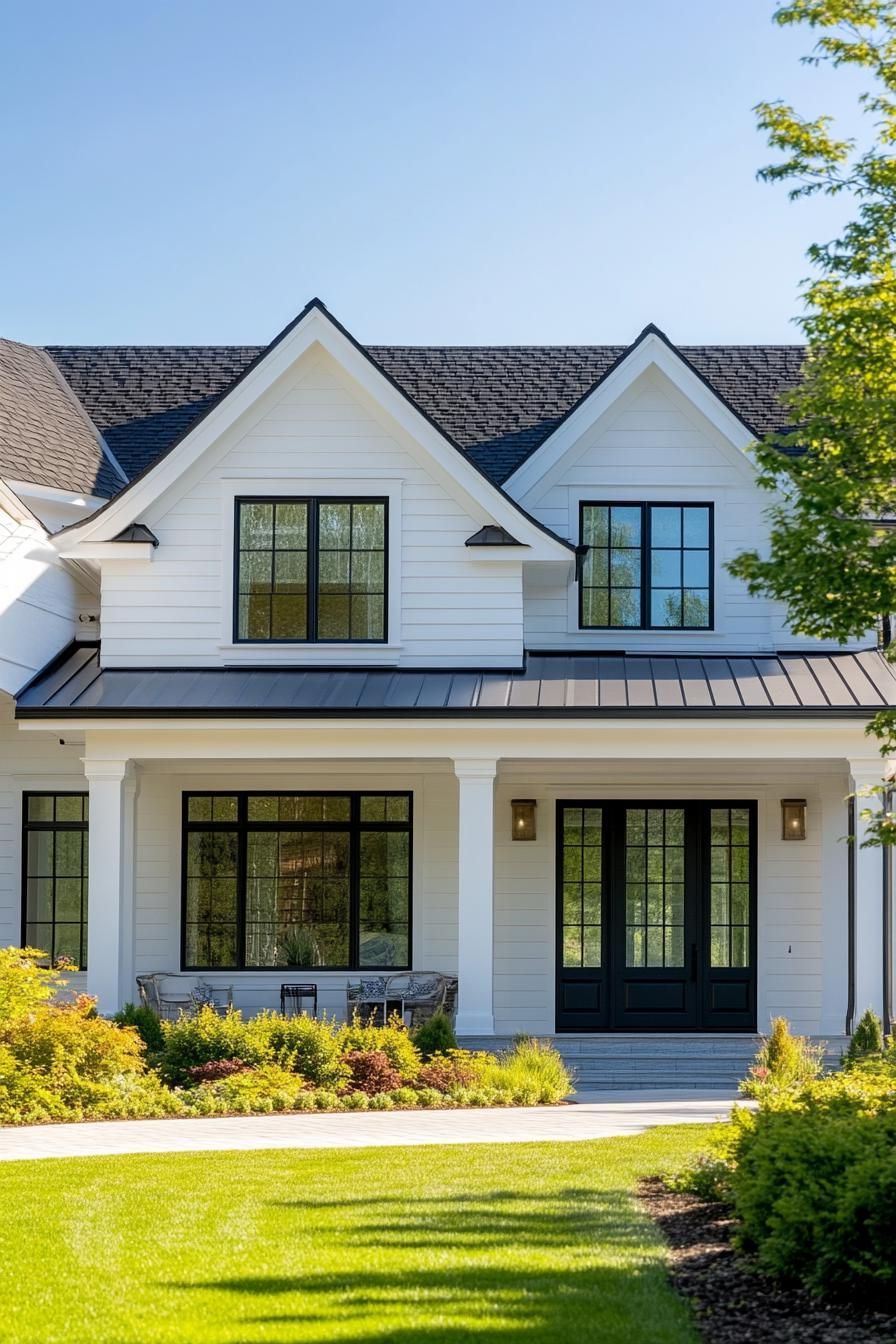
[556,800,756,1031]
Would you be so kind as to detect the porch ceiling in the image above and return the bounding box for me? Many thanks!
[15,643,896,719]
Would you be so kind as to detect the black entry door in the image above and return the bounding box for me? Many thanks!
[555,800,756,1032]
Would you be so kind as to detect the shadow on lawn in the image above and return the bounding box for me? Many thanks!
[168,1187,680,1343]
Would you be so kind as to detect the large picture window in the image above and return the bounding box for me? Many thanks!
[182,792,411,970]
[22,793,88,968]
[235,497,387,643]
[579,502,712,630]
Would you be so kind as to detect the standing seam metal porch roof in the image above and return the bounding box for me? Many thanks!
[15,645,896,717]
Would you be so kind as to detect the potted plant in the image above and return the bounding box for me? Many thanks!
[279,925,320,968]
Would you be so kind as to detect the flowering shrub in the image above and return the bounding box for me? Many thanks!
[342,1049,402,1095]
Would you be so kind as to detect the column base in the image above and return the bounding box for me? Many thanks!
[455,1010,495,1036]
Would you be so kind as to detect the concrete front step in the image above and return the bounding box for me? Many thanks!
[458,1034,847,1092]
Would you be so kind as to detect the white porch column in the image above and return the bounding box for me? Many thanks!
[453,758,497,1036]
[83,759,136,1015]
[849,760,886,1023]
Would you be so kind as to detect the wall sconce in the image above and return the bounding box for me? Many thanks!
[781,799,807,841]
[511,799,537,841]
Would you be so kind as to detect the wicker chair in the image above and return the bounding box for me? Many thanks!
[384,972,447,1028]
[137,973,233,1020]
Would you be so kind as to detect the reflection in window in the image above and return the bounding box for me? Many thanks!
[183,793,411,970]
[579,502,712,630]
[23,794,89,968]
[235,497,387,643]
[560,806,603,967]
[624,807,685,968]
[709,807,751,967]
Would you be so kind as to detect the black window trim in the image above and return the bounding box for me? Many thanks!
[233,495,390,645]
[578,500,715,632]
[180,789,413,972]
[21,790,89,970]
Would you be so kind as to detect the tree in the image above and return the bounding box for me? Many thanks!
[728,1,896,840]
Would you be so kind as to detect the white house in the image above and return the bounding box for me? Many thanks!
[0,301,892,1052]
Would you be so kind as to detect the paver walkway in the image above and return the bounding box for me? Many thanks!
[0,1089,740,1161]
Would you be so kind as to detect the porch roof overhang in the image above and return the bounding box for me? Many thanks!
[14,643,896,720]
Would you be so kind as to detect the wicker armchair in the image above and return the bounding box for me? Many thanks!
[136,973,233,1021]
[384,972,447,1028]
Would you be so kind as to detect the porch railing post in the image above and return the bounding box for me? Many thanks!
[453,758,497,1036]
[83,758,136,1015]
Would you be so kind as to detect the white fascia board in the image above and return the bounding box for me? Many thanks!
[52,306,570,564]
[56,541,155,561]
[503,333,757,500]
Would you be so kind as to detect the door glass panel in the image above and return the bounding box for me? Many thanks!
[624,808,685,967]
[709,807,752,967]
[559,807,603,966]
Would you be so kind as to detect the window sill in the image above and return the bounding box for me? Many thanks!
[218,643,403,667]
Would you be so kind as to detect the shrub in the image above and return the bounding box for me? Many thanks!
[729,1070,896,1300]
[185,1058,249,1084]
[740,1016,824,1098]
[0,946,65,1025]
[160,1006,263,1084]
[390,1087,419,1107]
[412,1012,457,1059]
[245,1012,348,1089]
[368,1092,395,1110]
[189,1063,305,1114]
[337,1014,422,1081]
[844,1007,884,1068]
[416,1052,477,1093]
[113,1003,165,1055]
[478,1037,572,1104]
[7,999,145,1085]
[342,1049,402,1095]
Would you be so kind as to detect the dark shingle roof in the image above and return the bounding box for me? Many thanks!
[0,340,124,499]
[17,644,896,718]
[46,341,806,487]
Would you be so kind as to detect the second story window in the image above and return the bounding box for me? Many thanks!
[579,502,712,630]
[236,497,388,643]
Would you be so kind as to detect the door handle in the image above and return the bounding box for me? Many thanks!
[690,943,698,983]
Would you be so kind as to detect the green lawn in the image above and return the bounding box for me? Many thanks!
[0,1129,705,1344]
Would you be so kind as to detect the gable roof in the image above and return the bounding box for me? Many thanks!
[46,336,805,487]
[0,339,125,499]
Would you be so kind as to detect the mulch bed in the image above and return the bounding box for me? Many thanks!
[639,1177,896,1343]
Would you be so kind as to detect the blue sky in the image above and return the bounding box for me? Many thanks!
[1,1,871,345]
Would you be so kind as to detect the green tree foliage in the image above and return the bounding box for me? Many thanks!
[844,1004,885,1063]
[728,2,896,802]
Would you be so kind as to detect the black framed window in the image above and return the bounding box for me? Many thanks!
[235,497,387,643]
[579,502,713,630]
[22,793,88,968]
[182,792,411,970]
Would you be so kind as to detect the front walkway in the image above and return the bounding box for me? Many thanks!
[0,1089,740,1161]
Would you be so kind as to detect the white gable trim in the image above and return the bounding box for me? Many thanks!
[53,304,571,564]
[503,331,757,501]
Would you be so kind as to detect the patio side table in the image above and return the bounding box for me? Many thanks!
[280,983,318,1017]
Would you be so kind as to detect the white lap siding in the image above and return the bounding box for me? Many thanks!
[98,349,524,670]
[493,762,848,1037]
[515,369,868,655]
